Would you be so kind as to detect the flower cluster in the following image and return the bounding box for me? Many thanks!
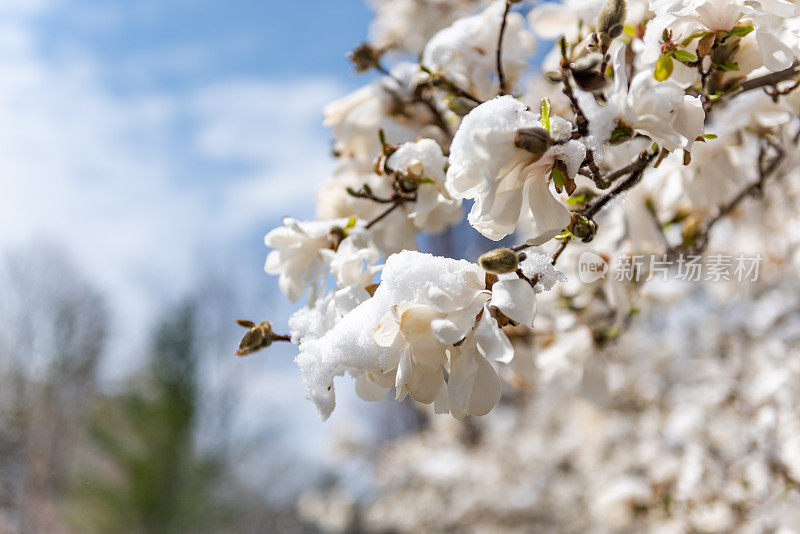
[249,0,800,425]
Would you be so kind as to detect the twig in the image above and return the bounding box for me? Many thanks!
[735,60,800,94]
[366,200,403,229]
[583,149,658,219]
[421,65,485,105]
[684,139,784,253]
[496,1,511,95]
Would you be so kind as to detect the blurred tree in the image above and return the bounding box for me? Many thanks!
[0,244,107,533]
[68,302,223,534]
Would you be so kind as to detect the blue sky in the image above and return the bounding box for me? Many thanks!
[0,0,396,492]
[36,0,373,89]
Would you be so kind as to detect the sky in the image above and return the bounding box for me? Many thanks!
[0,0,392,494]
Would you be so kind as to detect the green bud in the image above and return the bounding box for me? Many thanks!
[479,248,520,274]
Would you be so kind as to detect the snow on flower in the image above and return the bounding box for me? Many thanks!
[446,95,585,242]
[294,250,537,420]
[422,0,536,100]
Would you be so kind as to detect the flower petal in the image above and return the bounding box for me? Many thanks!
[475,311,515,363]
[491,278,537,326]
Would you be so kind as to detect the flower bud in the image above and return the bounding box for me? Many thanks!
[515,127,552,155]
[237,320,274,356]
[479,248,520,274]
[572,53,603,73]
[545,70,564,84]
[569,214,597,243]
[444,95,478,116]
[596,0,627,38]
[347,43,381,73]
[571,64,607,92]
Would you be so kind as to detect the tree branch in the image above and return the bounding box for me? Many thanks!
[496,1,511,95]
[366,200,404,229]
[583,149,658,219]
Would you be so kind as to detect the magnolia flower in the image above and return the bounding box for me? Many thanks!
[368,0,484,55]
[374,303,448,403]
[643,0,797,74]
[434,332,502,417]
[385,138,462,233]
[320,236,381,290]
[264,218,348,302]
[316,160,419,253]
[323,62,433,160]
[422,1,536,100]
[294,250,539,419]
[580,41,705,152]
[447,95,585,243]
[528,0,650,41]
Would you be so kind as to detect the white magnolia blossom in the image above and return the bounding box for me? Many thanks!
[423,0,536,100]
[528,0,651,41]
[294,251,537,420]
[258,8,800,521]
[324,62,433,160]
[320,236,382,290]
[368,0,488,55]
[643,0,799,73]
[447,95,585,242]
[385,138,462,233]
[264,218,344,302]
[316,160,419,253]
[580,41,705,152]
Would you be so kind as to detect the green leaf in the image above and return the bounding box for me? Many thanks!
[344,216,357,232]
[654,54,674,81]
[236,319,256,329]
[718,60,739,71]
[540,97,551,131]
[418,177,436,184]
[567,193,587,205]
[672,49,696,62]
[729,25,754,37]
[555,230,573,240]
[551,165,565,191]
[610,127,633,141]
[701,133,718,140]
[680,30,710,46]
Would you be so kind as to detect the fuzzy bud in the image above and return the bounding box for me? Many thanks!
[479,248,520,274]
[515,127,552,155]
[571,53,608,91]
[596,0,627,37]
[237,320,274,356]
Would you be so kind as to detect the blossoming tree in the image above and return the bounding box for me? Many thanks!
[238,0,800,427]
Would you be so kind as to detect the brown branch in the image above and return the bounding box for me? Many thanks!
[682,139,784,253]
[736,59,800,94]
[496,1,512,95]
[422,66,484,104]
[366,200,404,229]
[583,149,658,219]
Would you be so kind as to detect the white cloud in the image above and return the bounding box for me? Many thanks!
[0,6,346,380]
